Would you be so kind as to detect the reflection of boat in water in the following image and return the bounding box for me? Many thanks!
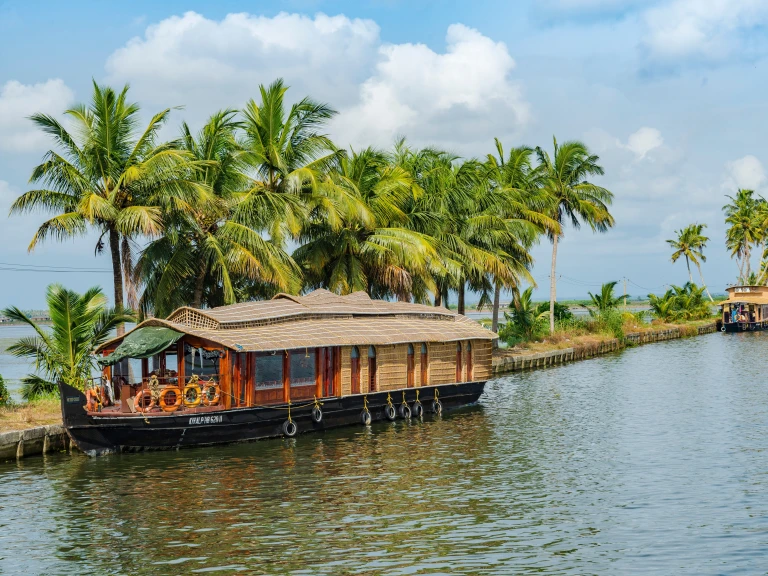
[719,285,768,333]
[59,289,495,456]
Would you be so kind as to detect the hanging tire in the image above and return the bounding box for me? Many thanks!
[399,404,412,419]
[282,420,298,437]
[720,326,726,332]
[361,410,372,426]
[311,406,323,423]
[412,402,423,418]
[385,405,397,421]
[431,400,442,414]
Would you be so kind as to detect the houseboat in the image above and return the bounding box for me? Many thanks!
[719,285,768,332]
[59,289,495,455]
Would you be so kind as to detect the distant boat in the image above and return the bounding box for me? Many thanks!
[719,285,768,333]
[59,289,495,456]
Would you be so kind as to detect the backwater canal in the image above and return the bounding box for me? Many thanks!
[1,331,767,575]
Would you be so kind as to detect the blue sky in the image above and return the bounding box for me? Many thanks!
[1,0,767,308]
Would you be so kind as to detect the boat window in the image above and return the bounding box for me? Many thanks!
[421,343,427,355]
[184,344,221,381]
[290,350,316,387]
[467,342,472,352]
[351,346,360,359]
[457,342,462,352]
[368,345,376,358]
[256,354,283,389]
[408,344,414,356]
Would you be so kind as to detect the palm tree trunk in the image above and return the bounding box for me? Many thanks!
[491,281,501,333]
[549,234,558,334]
[121,235,137,311]
[109,227,125,336]
[695,263,714,302]
[192,261,206,309]
[434,290,442,307]
[458,280,465,316]
[685,256,692,283]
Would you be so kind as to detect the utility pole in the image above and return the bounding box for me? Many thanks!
[623,277,627,310]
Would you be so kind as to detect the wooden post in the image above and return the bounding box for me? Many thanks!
[176,338,185,387]
[141,358,148,380]
[221,350,231,410]
[283,351,291,403]
[315,348,322,399]
[233,352,242,407]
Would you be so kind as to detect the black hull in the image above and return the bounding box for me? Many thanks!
[59,382,486,456]
[722,321,768,333]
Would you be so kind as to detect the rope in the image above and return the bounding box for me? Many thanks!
[401,390,408,407]
[386,393,393,408]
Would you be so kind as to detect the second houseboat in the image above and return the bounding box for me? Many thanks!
[719,285,768,333]
[59,289,495,455]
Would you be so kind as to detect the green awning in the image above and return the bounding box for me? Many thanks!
[98,326,184,366]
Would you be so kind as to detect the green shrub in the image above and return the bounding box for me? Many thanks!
[0,375,9,406]
[536,300,573,322]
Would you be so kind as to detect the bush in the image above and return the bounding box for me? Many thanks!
[536,301,573,322]
[648,282,712,322]
[0,375,9,407]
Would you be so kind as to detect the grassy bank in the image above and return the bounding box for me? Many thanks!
[0,396,61,433]
[498,317,715,356]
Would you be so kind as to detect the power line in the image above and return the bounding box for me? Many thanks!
[0,261,111,273]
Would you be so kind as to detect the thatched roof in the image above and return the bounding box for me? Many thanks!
[97,289,496,354]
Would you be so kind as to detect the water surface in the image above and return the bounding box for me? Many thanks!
[1,332,766,574]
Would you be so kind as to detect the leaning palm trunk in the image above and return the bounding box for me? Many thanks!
[458,280,466,316]
[549,234,558,334]
[108,228,125,336]
[695,263,714,302]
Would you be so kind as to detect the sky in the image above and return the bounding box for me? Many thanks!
[1,0,767,308]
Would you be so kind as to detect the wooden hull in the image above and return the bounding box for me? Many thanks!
[59,381,486,456]
[722,321,768,333]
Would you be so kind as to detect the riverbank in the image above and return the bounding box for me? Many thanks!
[492,320,717,374]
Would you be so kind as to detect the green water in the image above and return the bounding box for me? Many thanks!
[1,332,767,574]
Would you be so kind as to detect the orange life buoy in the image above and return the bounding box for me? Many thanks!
[135,389,155,413]
[183,384,202,408]
[201,383,221,406]
[159,387,182,412]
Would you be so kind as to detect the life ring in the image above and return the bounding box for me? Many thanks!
[360,410,372,426]
[311,406,323,423]
[399,404,412,419]
[283,420,298,437]
[135,389,155,413]
[159,387,182,412]
[85,388,102,412]
[183,384,202,408]
[201,384,221,406]
[721,326,726,332]
[385,405,397,421]
[412,402,423,418]
[431,400,442,414]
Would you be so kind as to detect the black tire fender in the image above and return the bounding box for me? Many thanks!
[385,405,397,421]
[399,404,412,419]
[432,400,442,414]
[311,406,323,423]
[283,420,298,437]
[361,410,372,426]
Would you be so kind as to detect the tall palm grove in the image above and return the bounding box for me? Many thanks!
[10,79,615,335]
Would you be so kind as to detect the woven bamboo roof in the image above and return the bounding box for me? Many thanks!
[97,289,496,353]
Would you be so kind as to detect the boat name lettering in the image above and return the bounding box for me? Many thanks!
[66,396,81,404]
[188,415,223,425]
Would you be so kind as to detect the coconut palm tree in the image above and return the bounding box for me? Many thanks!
[10,82,204,330]
[586,281,622,314]
[723,189,761,283]
[295,147,442,299]
[484,139,559,332]
[138,110,300,316]
[236,78,345,249]
[667,223,713,301]
[498,286,549,343]
[536,136,614,334]
[3,285,133,400]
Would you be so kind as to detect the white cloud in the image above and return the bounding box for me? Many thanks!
[0,79,74,152]
[724,155,766,190]
[642,0,768,67]
[623,126,663,160]
[105,11,381,115]
[333,24,529,149]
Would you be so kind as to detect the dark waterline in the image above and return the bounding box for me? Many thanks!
[1,332,766,575]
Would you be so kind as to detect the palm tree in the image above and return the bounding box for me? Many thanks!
[484,138,559,332]
[723,189,761,283]
[10,82,204,331]
[237,78,344,249]
[586,281,622,314]
[667,223,713,301]
[498,286,549,343]
[536,136,614,334]
[138,110,300,316]
[295,147,441,299]
[3,285,133,400]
